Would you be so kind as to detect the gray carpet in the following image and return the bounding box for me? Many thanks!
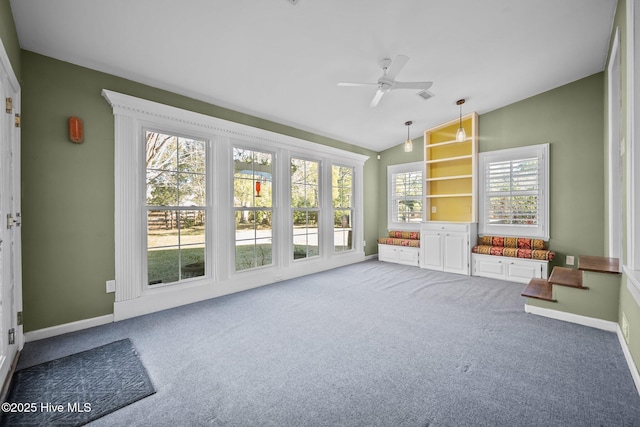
[2,338,155,426]
[16,260,640,426]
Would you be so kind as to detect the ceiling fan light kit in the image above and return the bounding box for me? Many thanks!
[338,54,434,107]
[404,120,413,153]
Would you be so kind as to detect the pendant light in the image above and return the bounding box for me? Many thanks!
[456,99,466,142]
[404,120,413,152]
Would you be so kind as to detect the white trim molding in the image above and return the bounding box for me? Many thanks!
[607,27,623,260]
[524,304,618,332]
[24,314,114,342]
[617,323,640,397]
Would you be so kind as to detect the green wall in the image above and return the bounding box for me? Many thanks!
[20,51,378,331]
[0,0,20,78]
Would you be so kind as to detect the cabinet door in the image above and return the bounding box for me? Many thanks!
[473,255,506,280]
[506,260,544,283]
[421,232,443,270]
[443,233,468,274]
[378,245,396,263]
[397,248,419,266]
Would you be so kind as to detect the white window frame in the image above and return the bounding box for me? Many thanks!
[478,144,549,239]
[102,89,368,321]
[144,128,210,287]
[332,164,355,254]
[290,156,322,261]
[232,146,275,272]
[387,161,424,230]
[625,0,640,300]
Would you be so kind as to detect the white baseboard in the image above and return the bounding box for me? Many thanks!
[524,304,618,332]
[616,324,640,396]
[24,314,114,342]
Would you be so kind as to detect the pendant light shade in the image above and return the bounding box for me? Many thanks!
[404,120,413,153]
[456,99,466,142]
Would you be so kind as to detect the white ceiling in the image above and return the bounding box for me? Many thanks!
[10,0,617,152]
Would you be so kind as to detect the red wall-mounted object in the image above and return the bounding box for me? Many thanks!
[69,116,84,144]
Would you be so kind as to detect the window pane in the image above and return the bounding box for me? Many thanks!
[148,246,179,285]
[333,165,353,208]
[178,137,205,173]
[391,169,423,224]
[146,132,177,171]
[146,170,178,206]
[179,172,206,206]
[235,210,273,271]
[291,159,319,208]
[148,210,180,249]
[334,209,352,252]
[486,156,539,226]
[234,148,273,208]
[293,210,319,259]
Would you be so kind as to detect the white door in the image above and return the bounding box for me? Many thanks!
[0,47,22,386]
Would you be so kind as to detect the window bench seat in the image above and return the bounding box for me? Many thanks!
[471,236,555,283]
[377,230,420,267]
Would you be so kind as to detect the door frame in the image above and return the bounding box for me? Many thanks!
[0,37,23,394]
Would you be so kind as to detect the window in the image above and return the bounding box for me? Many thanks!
[387,162,424,229]
[145,131,207,285]
[234,148,273,271]
[479,144,549,239]
[291,158,320,259]
[332,165,353,253]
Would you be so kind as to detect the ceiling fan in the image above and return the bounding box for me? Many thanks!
[338,54,434,107]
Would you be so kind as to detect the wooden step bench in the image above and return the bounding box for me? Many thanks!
[548,266,587,289]
[521,255,620,303]
[521,278,555,302]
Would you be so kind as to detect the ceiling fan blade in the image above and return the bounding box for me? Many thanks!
[393,81,433,90]
[337,82,377,87]
[385,54,409,80]
[370,90,385,107]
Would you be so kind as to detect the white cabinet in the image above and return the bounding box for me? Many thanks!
[471,253,548,284]
[420,222,476,275]
[378,244,420,267]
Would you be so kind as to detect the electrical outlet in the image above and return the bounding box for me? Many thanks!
[566,255,575,266]
[363,240,366,247]
[106,280,116,293]
[622,312,630,344]
[431,206,437,214]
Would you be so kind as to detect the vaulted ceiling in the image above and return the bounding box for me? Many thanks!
[10,0,617,151]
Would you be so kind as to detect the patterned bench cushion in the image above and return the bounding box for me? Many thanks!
[472,235,554,261]
[377,238,420,248]
[477,235,547,250]
[377,230,420,247]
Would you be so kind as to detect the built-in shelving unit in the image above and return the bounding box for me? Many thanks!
[424,112,478,222]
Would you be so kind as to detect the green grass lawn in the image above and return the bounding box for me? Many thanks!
[148,244,336,285]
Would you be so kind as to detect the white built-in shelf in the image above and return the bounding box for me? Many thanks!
[425,138,471,149]
[425,154,473,164]
[425,174,473,182]
[425,193,473,198]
